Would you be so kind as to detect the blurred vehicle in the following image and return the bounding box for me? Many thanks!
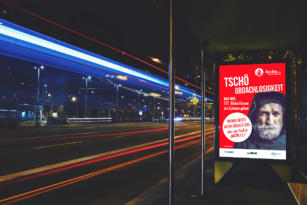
[0,104,47,127]
[17,104,47,127]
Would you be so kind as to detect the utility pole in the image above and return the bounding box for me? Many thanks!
[201,42,206,197]
[83,75,92,118]
[116,84,119,122]
[34,65,44,127]
[168,0,175,204]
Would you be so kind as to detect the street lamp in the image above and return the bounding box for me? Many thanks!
[34,65,44,126]
[115,84,121,122]
[71,96,77,102]
[82,75,92,118]
[71,96,78,117]
[34,65,44,103]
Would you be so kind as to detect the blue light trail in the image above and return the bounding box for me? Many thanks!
[0,18,213,101]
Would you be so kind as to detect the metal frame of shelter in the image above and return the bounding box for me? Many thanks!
[168,1,207,204]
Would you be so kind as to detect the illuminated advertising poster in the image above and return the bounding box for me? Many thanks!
[219,63,286,160]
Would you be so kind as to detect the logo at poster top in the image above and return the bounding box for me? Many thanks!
[265,69,281,76]
[255,68,264,77]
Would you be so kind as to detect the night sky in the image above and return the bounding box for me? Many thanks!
[1,0,307,77]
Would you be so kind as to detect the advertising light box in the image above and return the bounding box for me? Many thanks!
[218,63,286,160]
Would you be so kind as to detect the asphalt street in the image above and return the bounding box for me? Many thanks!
[0,121,215,205]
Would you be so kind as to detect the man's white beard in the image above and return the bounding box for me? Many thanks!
[256,121,283,140]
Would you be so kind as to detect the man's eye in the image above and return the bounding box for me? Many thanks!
[273,112,281,116]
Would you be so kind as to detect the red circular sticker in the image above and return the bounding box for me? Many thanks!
[222,112,252,143]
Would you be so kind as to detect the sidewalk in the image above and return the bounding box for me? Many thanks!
[127,152,299,205]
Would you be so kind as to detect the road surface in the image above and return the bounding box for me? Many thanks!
[0,121,215,205]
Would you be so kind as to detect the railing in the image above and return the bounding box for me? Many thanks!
[66,117,112,123]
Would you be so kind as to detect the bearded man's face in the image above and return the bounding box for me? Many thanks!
[256,103,283,140]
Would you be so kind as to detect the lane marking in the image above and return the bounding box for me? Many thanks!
[0,128,214,184]
[0,138,203,205]
[0,128,168,144]
[0,122,203,144]
[0,132,99,143]
[32,141,83,150]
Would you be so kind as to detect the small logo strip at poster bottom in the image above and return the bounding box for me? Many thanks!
[247,152,257,155]
[224,151,234,154]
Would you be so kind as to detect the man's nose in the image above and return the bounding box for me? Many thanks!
[266,115,274,125]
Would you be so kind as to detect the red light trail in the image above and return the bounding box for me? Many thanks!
[0,136,214,205]
[0,131,214,187]
[0,127,168,145]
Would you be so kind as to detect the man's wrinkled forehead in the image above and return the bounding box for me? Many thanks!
[258,103,283,113]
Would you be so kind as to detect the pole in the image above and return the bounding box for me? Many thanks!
[138,91,141,121]
[36,67,40,127]
[84,78,88,118]
[201,42,206,197]
[116,84,119,122]
[37,68,40,103]
[169,0,175,204]
[153,96,156,121]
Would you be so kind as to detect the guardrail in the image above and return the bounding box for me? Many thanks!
[66,117,214,123]
[66,117,112,123]
[165,117,214,121]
